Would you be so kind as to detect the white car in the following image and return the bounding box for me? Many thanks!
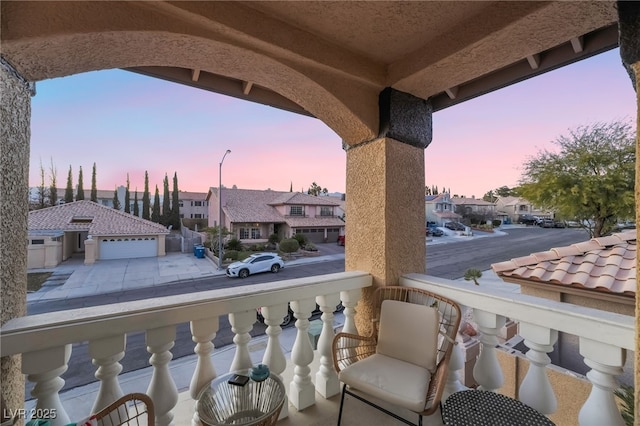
[226,253,285,278]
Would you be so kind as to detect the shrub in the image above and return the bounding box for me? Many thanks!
[255,243,266,251]
[279,238,300,254]
[293,233,307,246]
[268,234,280,244]
[226,238,243,251]
[224,250,239,261]
[305,242,317,251]
[492,219,502,228]
[248,244,259,251]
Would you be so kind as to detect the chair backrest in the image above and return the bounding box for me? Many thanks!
[93,393,155,426]
[376,299,440,372]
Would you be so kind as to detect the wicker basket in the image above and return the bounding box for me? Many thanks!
[197,373,285,426]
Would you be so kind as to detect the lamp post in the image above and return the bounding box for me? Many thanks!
[218,149,231,270]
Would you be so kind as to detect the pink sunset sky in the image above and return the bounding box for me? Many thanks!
[29,48,636,198]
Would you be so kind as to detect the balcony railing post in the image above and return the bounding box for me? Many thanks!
[315,293,341,398]
[89,334,126,415]
[518,322,558,414]
[340,289,360,335]
[261,303,289,419]
[189,317,219,426]
[472,309,506,392]
[22,345,72,426]
[228,310,256,372]
[578,338,625,426]
[146,325,179,426]
[289,298,316,410]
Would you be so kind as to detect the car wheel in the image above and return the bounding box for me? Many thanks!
[281,310,294,327]
[238,269,250,279]
[271,264,280,273]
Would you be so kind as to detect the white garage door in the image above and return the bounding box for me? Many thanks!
[99,236,157,260]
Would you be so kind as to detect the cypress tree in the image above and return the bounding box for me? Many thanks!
[37,160,47,209]
[171,172,180,230]
[91,163,97,202]
[161,173,170,225]
[112,187,121,210]
[142,171,150,220]
[151,185,161,223]
[133,189,140,217]
[76,166,85,200]
[49,159,57,206]
[64,166,74,203]
[124,174,131,213]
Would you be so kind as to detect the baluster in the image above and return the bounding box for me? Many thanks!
[443,336,468,399]
[190,317,219,426]
[519,322,557,414]
[146,326,179,426]
[340,289,359,335]
[261,303,289,419]
[289,297,316,410]
[578,338,625,426]
[89,335,126,419]
[228,310,256,372]
[315,293,341,398]
[472,309,506,392]
[22,345,72,426]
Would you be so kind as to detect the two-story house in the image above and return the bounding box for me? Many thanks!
[425,193,461,226]
[495,196,553,223]
[452,196,497,222]
[207,188,345,243]
[177,191,208,220]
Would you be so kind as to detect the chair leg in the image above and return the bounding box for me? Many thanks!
[337,384,348,426]
[418,414,423,426]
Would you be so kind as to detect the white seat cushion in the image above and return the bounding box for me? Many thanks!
[339,353,431,412]
[376,299,440,372]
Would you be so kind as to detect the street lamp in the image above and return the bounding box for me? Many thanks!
[218,149,231,270]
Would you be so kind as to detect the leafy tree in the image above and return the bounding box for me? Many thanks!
[464,268,482,285]
[91,163,97,202]
[161,174,170,226]
[37,159,48,209]
[151,185,161,223]
[483,186,517,203]
[482,190,497,203]
[112,188,121,210]
[203,226,233,252]
[49,158,57,207]
[124,174,131,213]
[142,171,150,220]
[64,165,74,203]
[307,182,328,196]
[518,121,635,237]
[76,166,85,200]
[133,189,140,217]
[170,172,181,230]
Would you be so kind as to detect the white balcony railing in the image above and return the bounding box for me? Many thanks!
[401,274,634,426]
[2,271,634,426]
[1,271,371,426]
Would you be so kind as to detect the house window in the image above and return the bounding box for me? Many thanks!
[519,205,527,211]
[192,214,203,219]
[251,228,261,239]
[240,228,261,239]
[290,205,304,216]
[320,206,333,216]
[31,239,45,245]
[179,201,184,207]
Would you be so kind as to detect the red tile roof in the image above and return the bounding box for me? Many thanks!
[491,230,636,297]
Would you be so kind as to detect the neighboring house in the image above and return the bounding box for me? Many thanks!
[178,191,209,220]
[452,197,496,218]
[325,194,346,221]
[491,230,635,382]
[207,188,345,244]
[28,200,169,267]
[495,196,553,223]
[425,193,461,225]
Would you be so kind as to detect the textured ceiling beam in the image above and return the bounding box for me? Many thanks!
[242,81,253,95]
[191,69,200,82]
[526,54,541,70]
[570,36,584,53]
[444,86,458,99]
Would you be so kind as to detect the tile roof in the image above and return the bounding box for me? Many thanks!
[178,191,208,200]
[453,197,495,206]
[285,217,346,227]
[28,200,170,236]
[268,192,339,206]
[491,230,636,297]
[434,211,462,219]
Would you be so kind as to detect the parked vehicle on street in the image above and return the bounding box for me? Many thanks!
[517,214,538,225]
[427,226,444,237]
[337,235,345,246]
[444,222,465,231]
[553,221,566,228]
[257,302,345,327]
[226,253,285,278]
[538,218,555,228]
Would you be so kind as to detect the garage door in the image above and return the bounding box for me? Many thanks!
[99,236,157,260]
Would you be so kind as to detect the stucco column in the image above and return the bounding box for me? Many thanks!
[345,88,431,335]
[616,2,639,424]
[1,58,32,413]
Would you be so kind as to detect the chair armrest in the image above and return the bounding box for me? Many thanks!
[332,332,377,373]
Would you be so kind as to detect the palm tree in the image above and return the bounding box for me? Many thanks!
[464,268,482,285]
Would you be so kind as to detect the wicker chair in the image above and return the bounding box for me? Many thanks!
[332,286,461,426]
[93,393,155,426]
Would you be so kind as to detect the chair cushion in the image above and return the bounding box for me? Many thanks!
[376,299,440,372]
[339,353,431,412]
